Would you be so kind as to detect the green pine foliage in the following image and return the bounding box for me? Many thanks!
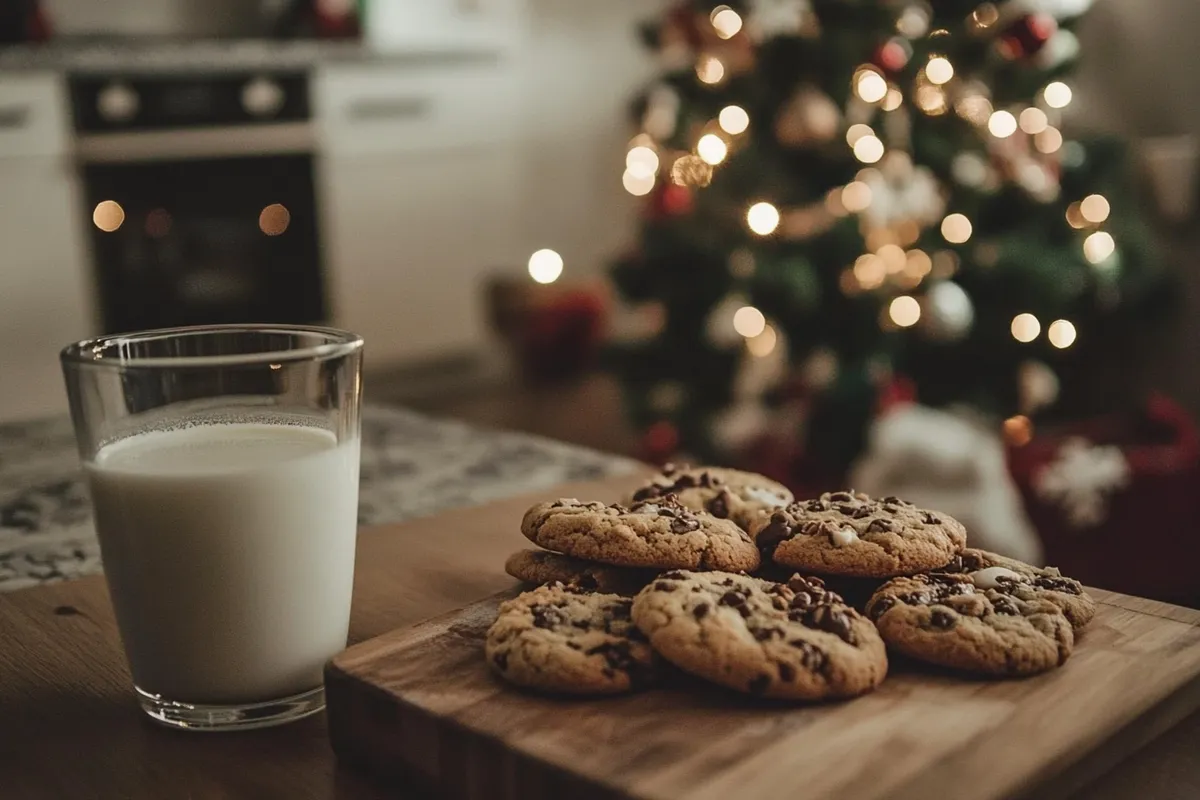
[606,0,1171,472]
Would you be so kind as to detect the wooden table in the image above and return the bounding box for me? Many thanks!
[2,472,1198,799]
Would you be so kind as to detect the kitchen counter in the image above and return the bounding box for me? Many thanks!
[0,404,640,592]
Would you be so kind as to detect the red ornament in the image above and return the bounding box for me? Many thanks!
[876,375,917,415]
[647,182,694,220]
[997,13,1056,60]
[642,420,680,462]
[872,38,911,78]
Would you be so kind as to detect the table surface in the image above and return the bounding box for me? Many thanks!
[4,471,1199,800]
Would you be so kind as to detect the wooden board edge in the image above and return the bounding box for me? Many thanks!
[1088,588,1200,626]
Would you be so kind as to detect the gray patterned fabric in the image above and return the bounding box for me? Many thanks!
[0,405,639,592]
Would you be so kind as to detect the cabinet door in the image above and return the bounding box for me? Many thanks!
[0,159,94,422]
[320,148,519,367]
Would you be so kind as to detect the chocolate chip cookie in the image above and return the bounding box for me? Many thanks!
[934,548,1095,630]
[753,491,966,578]
[485,583,661,695]
[521,495,760,572]
[865,573,1074,677]
[504,549,655,595]
[625,464,793,532]
[631,570,887,700]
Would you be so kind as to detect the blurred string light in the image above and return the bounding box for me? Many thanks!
[93,200,125,232]
[896,4,930,37]
[1034,126,1063,153]
[696,133,728,165]
[970,3,999,31]
[1083,231,1116,263]
[889,295,921,327]
[732,305,766,337]
[625,146,659,179]
[747,201,780,235]
[853,134,885,163]
[623,169,655,195]
[710,5,743,39]
[1043,81,1072,109]
[988,110,1018,138]
[1011,313,1041,343]
[1065,201,1086,229]
[941,213,973,244]
[1019,107,1048,134]
[1048,319,1077,349]
[841,180,872,212]
[846,123,875,147]
[882,87,904,111]
[746,324,777,356]
[854,253,887,289]
[528,249,564,284]
[956,92,992,125]
[1080,194,1110,224]
[1004,414,1034,446]
[718,105,750,134]
[855,68,889,103]
[925,56,954,85]
[915,80,948,116]
[696,55,725,84]
[671,154,713,187]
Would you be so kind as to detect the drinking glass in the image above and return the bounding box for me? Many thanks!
[61,325,363,731]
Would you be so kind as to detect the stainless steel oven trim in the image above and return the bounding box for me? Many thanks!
[74,122,314,163]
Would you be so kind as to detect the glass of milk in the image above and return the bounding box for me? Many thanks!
[60,325,363,731]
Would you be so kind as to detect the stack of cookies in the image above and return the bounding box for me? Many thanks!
[486,465,1095,701]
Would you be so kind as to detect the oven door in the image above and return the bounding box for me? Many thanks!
[83,153,325,334]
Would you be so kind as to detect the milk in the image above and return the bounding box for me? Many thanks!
[86,423,360,705]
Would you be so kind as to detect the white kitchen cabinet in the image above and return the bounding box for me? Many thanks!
[316,62,522,368]
[0,73,93,423]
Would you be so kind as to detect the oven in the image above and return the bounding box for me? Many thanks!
[70,68,326,334]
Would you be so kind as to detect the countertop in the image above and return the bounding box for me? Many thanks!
[0,404,640,592]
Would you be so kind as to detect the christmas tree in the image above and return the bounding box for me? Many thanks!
[606,0,1170,477]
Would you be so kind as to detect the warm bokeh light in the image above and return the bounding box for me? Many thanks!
[896,4,930,37]
[925,56,954,85]
[889,295,921,327]
[747,201,781,235]
[878,244,907,274]
[1083,231,1116,263]
[1034,126,1063,154]
[988,109,1018,138]
[841,181,873,213]
[528,248,564,284]
[93,200,125,232]
[746,324,777,357]
[710,6,743,39]
[915,85,948,115]
[696,133,728,165]
[1048,319,1077,349]
[623,169,655,196]
[1065,201,1086,229]
[845,123,874,147]
[825,187,849,217]
[670,154,713,187]
[882,87,904,111]
[696,55,725,85]
[853,134,885,164]
[1043,81,1072,109]
[733,305,767,338]
[625,146,659,179]
[855,69,888,103]
[955,93,992,125]
[1011,313,1041,343]
[940,213,972,244]
[258,203,290,236]
[1080,194,1110,224]
[1004,415,1034,446]
[971,3,999,30]
[1019,107,1048,134]
[718,105,750,135]
[854,254,887,289]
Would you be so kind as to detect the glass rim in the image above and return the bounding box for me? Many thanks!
[60,324,364,369]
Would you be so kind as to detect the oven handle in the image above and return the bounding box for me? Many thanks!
[73,122,314,163]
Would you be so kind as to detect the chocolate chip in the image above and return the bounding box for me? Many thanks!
[922,512,941,525]
[654,581,677,592]
[586,640,641,674]
[777,662,796,682]
[567,641,582,650]
[532,605,568,629]
[748,674,771,694]
[930,609,957,630]
[805,499,826,512]
[882,496,910,506]
[899,591,933,606]
[575,574,599,592]
[671,516,701,534]
[719,590,747,608]
[572,619,591,630]
[992,596,1020,616]
[790,591,813,610]
[865,518,893,533]
[631,486,661,502]
[787,575,825,595]
[829,492,853,502]
[788,640,827,672]
[492,651,509,671]
[800,605,856,644]
[868,595,897,620]
[799,520,827,537]
[771,596,788,611]
[693,602,710,619]
[675,474,698,489]
[756,517,793,557]
[1034,576,1083,595]
[660,570,687,580]
[851,506,873,519]
[53,605,81,616]
[657,506,677,518]
[699,471,723,488]
[609,601,632,621]
[707,492,730,519]
[721,577,736,586]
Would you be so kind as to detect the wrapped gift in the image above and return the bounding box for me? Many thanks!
[1006,395,1200,608]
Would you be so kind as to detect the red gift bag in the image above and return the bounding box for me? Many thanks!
[1007,395,1200,608]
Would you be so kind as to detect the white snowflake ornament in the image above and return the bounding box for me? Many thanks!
[1033,437,1130,528]
[747,0,810,42]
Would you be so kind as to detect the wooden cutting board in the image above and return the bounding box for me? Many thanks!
[326,579,1200,800]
